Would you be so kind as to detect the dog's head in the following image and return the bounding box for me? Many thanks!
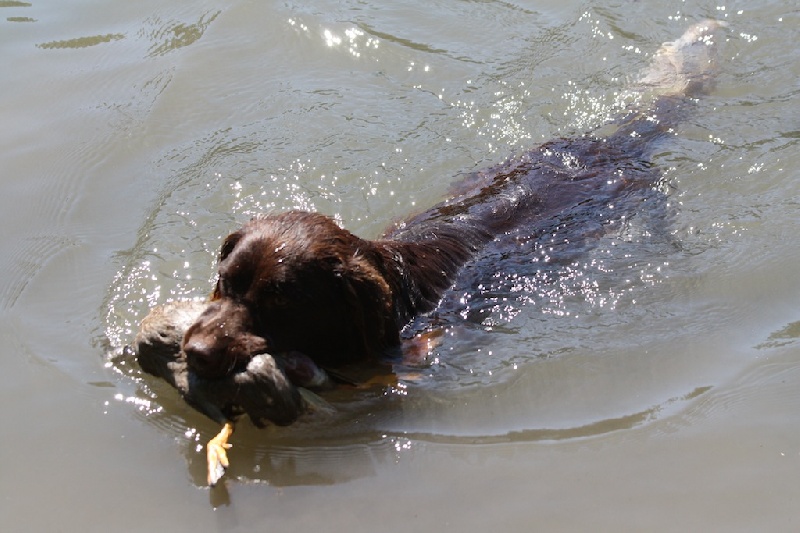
[183,210,395,379]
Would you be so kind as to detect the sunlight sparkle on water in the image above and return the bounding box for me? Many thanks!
[320,26,377,58]
[111,393,162,416]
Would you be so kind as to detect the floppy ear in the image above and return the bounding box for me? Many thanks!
[337,253,399,355]
[210,230,243,301]
[219,230,243,262]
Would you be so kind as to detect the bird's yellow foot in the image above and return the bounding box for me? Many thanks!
[206,421,234,486]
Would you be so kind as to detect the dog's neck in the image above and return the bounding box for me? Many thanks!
[373,220,493,327]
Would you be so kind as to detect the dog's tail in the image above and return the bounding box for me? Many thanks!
[635,20,727,98]
[610,20,727,147]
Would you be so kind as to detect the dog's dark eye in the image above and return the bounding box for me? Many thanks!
[217,270,250,297]
[256,288,288,308]
[271,294,289,308]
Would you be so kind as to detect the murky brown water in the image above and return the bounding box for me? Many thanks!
[2,0,799,530]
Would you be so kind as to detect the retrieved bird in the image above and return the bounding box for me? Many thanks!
[133,300,331,485]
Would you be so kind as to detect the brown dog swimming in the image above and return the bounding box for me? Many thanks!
[133,21,726,486]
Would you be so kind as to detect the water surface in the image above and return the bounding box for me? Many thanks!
[1,0,799,530]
